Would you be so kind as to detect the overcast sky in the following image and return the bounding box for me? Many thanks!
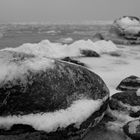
[0,0,139,23]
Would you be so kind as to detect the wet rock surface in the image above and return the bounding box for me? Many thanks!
[80,49,100,57]
[116,75,140,91]
[61,57,86,67]
[109,91,140,118]
[0,51,109,140]
[109,16,140,45]
[123,119,140,140]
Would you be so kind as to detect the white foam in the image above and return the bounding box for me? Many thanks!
[2,39,118,58]
[0,99,104,132]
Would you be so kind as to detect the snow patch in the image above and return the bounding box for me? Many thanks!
[0,51,55,85]
[2,39,118,58]
[128,120,140,134]
[0,98,104,132]
[117,17,140,27]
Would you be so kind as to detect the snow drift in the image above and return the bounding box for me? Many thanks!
[2,39,118,58]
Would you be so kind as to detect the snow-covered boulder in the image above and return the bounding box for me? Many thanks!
[114,16,140,38]
[0,50,109,139]
[109,16,140,45]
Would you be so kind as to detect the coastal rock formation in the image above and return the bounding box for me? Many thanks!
[0,50,109,140]
[116,75,140,91]
[123,119,140,140]
[110,16,140,45]
[109,91,140,120]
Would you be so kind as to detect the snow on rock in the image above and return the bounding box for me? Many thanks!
[114,16,140,35]
[0,99,103,132]
[116,16,140,28]
[136,88,140,96]
[2,39,118,58]
[0,51,55,85]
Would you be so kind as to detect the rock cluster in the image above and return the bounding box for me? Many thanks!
[109,75,140,140]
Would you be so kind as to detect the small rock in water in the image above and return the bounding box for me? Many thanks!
[92,33,104,42]
[116,75,140,91]
[80,49,100,57]
[123,119,140,140]
[109,91,140,119]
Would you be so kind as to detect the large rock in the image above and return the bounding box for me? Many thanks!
[116,75,140,91]
[123,119,140,140]
[114,16,140,36]
[109,91,140,120]
[0,50,109,140]
[109,16,140,45]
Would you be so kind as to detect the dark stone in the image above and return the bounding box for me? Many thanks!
[116,75,140,91]
[0,51,109,139]
[61,57,86,67]
[123,119,140,140]
[80,49,100,57]
[92,33,104,42]
[0,56,108,116]
[109,91,140,118]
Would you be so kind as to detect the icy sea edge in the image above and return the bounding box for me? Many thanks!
[1,38,140,96]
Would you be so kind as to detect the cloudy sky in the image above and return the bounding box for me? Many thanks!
[0,0,139,23]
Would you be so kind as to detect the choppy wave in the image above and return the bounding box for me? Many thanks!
[2,39,118,58]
